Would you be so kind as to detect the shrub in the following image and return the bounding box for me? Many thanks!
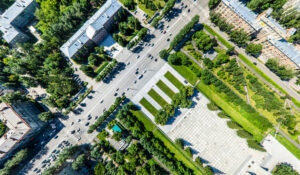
[159,49,169,59]
[185,147,193,158]
[227,120,242,129]
[217,111,229,119]
[247,139,266,152]
[207,102,219,111]
[175,138,184,149]
[195,157,203,167]
[236,129,253,139]
[204,166,214,175]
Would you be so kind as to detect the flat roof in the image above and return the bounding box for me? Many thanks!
[268,36,300,66]
[222,0,261,31]
[0,103,31,158]
[60,0,121,58]
[0,0,34,43]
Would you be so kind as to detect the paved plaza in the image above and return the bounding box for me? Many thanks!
[132,63,190,133]
[167,92,268,174]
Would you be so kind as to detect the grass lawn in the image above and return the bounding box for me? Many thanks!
[139,98,158,116]
[164,71,185,89]
[130,109,156,131]
[273,133,300,160]
[137,0,165,18]
[197,82,265,141]
[170,64,199,85]
[131,107,204,175]
[203,23,300,108]
[156,80,176,98]
[148,89,168,108]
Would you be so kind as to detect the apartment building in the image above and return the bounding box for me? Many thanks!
[214,0,261,34]
[0,102,44,162]
[60,0,122,59]
[0,0,37,47]
[214,0,300,69]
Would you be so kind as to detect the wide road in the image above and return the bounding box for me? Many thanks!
[19,1,201,174]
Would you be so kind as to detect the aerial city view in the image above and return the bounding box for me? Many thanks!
[0,0,300,174]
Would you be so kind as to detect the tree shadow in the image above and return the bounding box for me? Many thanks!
[103,62,126,84]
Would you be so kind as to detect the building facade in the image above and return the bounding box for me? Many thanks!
[0,102,44,162]
[214,0,300,69]
[60,0,122,59]
[0,0,37,47]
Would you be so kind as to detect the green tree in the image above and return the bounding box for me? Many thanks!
[208,0,220,9]
[94,162,106,175]
[272,163,299,175]
[184,147,193,158]
[229,29,250,47]
[175,138,184,149]
[168,53,181,65]
[38,111,54,122]
[0,91,28,104]
[245,43,262,56]
[159,49,168,59]
[72,154,86,171]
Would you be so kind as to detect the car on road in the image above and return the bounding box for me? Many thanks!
[114,93,118,96]
[100,99,104,103]
[54,135,58,139]
[80,103,86,107]
[95,116,99,119]
[77,128,80,132]
[88,116,92,120]
[163,31,166,34]
[71,130,75,134]
[134,80,137,84]
[154,58,157,62]
[77,119,81,123]
[36,169,41,173]
[34,168,38,172]
[85,122,90,126]
[167,38,170,41]
[135,71,139,74]
[137,55,140,59]
[41,164,46,168]
[138,75,143,79]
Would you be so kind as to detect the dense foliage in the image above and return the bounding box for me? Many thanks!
[95,59,118,82]
[0,91,28,104]
[88,96,126,133]
[38,111,54,122]
[0,121,7,138]
[116,105,194,174]
[170,15,200,49]
[272,163,300,175]
[208,0,221,9]
[0,149,28,175]
[201,69,272,131]
[0,0,15,12]
[192,31,216,52]
[245,43,262,56]
[265,59,294,80]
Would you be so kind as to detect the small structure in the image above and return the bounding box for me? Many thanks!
[0,102,44,162]
[0,0,37,47]
[112,124,122,133]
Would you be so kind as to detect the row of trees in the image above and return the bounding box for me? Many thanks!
[151,0,176,27]
[170,15,200,49]
[209,12,251,48]
[155,86,194,125]
[95,59,118,82]
[272,163,300,175]
[127,28,148,49]
[201,69,273,131]
[217,58,246,95]
[116,104,194,174]
[42,145,80,175]
[0,149,28,175]
[88,96,126,133]
[265,59,295,80]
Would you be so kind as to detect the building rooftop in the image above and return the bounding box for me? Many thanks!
[0,103,31,157]
[222,0,261,31]
[0,0,34,43]
[268,36,300,66]
[60,0,121,58]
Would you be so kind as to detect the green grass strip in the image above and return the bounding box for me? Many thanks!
[196,82,265,141]
[203,24,233,49]
[148,89,169,108]
[130,107,204,175]
[139,98,158,116]
[170,64,198,85]
[164,71,185,89]
[156,80,176,98]
[95,61,109,74]
[272,133,300,160]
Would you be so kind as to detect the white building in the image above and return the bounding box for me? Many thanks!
[60,0,122,59]
[0,0,37,47]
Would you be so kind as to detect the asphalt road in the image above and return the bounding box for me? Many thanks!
[19,1,202,174]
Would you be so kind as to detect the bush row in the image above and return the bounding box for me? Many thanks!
[88,96,126,133]
[95,59,118,82]
[201,69,272,132]
[170,15,200,49]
